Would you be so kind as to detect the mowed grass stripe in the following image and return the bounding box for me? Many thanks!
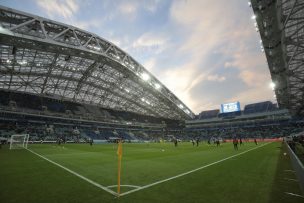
[119,142,292,203]
[29,142,270,197]
[30,142,264,187]
[26,148,118,196]
[120,142,271,196]
[1,141,302,202]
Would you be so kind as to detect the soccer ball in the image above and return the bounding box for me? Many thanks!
[283,152,287,156]
[162,149,165,152]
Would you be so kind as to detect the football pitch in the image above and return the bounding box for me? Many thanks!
[0,141,303,203]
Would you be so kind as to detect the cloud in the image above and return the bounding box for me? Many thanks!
[35,0,104,38]
[132,32,168,54]
[118,0,161,16]
[166,0,273,113]
[143,58,157,72]
[117,1,139,20]
[119,2,137,14]
[207,74,226,82]
[143,0,161,13]
[70,19,102,30]
[36,0,79,19]
[157,60,207,113]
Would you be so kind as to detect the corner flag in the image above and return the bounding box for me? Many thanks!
[117,140,122,158]
[117,140,123,195]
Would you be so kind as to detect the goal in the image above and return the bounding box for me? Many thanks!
[10,134,29,150]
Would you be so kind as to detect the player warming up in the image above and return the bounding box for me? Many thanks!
[216,139,220,147]
[239,138,243,146]
[233,137,238,150]
[174,138,178,147]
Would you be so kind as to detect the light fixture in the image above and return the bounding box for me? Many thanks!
[155,83,161,89]
[270,82,275,90]
[141,73,150,81]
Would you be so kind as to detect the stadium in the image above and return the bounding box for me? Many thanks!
[0,1,304,203]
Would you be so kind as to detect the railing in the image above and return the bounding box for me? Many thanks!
[285,137,304,194]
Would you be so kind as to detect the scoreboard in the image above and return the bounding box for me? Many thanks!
[221,102,241,113]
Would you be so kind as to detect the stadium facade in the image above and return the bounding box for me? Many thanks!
[0,5,303,143]
[250,0,304,117]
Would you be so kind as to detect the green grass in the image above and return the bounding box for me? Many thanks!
[0,141,303,203]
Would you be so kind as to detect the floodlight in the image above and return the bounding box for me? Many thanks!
[19,60,27,65]
[155,83,161,89]
[93,46,101,51]
[141,73,150,81]
[270,82,275,90]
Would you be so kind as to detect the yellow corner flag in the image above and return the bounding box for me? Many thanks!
[117,140,123,195]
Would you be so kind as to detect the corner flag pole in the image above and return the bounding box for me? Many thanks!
[117,140,123,195]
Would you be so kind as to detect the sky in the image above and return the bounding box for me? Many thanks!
[0,0,276,114]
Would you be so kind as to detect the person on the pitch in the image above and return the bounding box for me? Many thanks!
[196,137,200,147]
[174,138,178,147]
[191,139,195,146]
[89,139,93,146]
[239,138,243,146]
[57,138,61,146]
[216,139,220,147]
[233,137,238,150]
[254,138,258,145]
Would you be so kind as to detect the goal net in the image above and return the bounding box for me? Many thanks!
[10,134,29,150]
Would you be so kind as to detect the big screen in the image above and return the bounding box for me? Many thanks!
[221,102,241,113]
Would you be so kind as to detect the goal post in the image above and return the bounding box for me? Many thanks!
[10,134,29,150]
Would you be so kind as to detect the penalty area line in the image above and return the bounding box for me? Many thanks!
[120,142,271,197]
[26,148,118,196]
[107,185,141,189]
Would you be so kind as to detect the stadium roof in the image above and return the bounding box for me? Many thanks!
[251,0,304,116]
[0,6,195,120]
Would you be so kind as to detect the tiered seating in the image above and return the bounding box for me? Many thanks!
[198,109,219,119]
[218,111,241,118]
[0,90,172,126]
[244,101,277,114]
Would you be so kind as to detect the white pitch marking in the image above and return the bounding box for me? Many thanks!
[284,169,295,172]
[26,148,118,196]
[284,178,299,182]
[120,143,271,197]
[107,185,141,189]
[285,192,304,198]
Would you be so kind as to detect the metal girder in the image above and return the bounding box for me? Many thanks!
[251,0,304,116]
[0,6,195,119]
